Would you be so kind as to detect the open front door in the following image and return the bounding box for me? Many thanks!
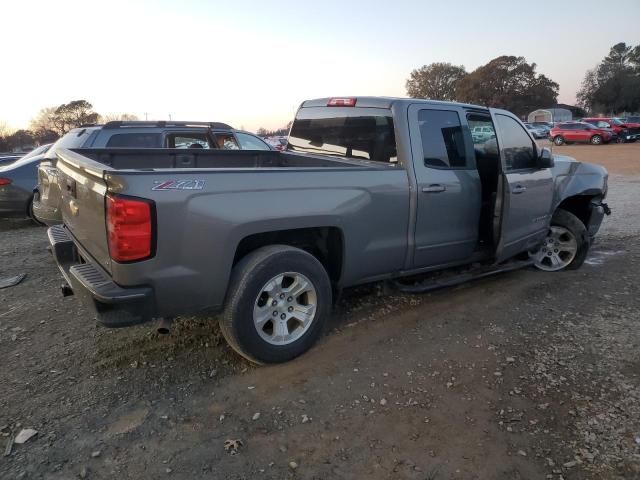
[490,109,554,264]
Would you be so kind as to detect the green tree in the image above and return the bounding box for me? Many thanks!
[54,100,100,133]
[455,56,558,117]
[577,42,640,114]
[405,62,467,101]
[30,100,100,136]
[600,42,633,77]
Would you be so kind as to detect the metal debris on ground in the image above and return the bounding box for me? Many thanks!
[4,436,13,456]
[224,439,243,455]
[14,428,37,444]
[0,273,26,289]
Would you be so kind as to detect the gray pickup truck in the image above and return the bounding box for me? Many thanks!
[48,97,609,363]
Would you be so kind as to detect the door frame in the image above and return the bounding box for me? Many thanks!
[406,103,481,270]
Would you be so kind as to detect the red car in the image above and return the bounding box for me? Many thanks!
[549,122,614,146]
[582,117,640,143]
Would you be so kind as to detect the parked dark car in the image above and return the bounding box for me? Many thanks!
[549,122,615,145]
[48,96,609,364]
[0,144,53,219]
[33,121,272,225]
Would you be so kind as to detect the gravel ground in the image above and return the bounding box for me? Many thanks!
[1,153,639,479]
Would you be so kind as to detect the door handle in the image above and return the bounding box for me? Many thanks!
[512,184,527,194]
[422,184,446,193]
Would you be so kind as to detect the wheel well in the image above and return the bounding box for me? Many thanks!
[233,227,344,284]
[557,195,595,227]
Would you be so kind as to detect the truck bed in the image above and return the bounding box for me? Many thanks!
[55,146,411,318]
[68,148,394,171]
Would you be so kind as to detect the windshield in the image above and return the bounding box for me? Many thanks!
[288,107,397,163]
[610,118,623,125]
[43,128,97,160]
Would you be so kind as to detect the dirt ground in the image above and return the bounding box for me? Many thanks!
[1,145,640,480]
[538,140,640,175]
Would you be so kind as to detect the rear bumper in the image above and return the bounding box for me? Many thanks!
[48,225,155,327]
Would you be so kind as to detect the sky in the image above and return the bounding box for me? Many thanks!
[2,0,639,132]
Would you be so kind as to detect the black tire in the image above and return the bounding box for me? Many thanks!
[590,134,602,145]
[551,209,590,270]
[553,135,564,146]
[220,245,332,364]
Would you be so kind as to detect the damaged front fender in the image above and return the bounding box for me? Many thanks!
[551,155,610,238]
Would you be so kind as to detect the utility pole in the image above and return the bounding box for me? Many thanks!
[144,112,148,121]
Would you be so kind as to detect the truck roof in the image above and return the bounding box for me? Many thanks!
[300,96,490,111]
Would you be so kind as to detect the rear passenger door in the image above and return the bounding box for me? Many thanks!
[409,104,482,268]
[491,110,554,262]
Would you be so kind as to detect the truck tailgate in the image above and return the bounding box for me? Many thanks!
[56,148,112,273]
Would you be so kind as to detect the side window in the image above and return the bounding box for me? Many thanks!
[235,132,271,151]
[596,121,610,128]
[418,109,467,168]
[167,133,211,149]
[105,133,162,148]
[495,115,536,171]
[214,133,240,150]
[467,114,499,159]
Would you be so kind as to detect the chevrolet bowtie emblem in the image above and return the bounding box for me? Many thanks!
[69,199,79,216]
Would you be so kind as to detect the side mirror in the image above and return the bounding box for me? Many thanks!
[538,147,554,169]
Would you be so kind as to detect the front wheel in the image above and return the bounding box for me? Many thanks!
[553,135,565,146]
[590,134,603,145]
[220,245,332,364]
[530,209,589,272]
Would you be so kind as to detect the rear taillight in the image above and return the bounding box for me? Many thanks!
[327,97,357,107]
[0,178,11,186]
[106,195,154,262]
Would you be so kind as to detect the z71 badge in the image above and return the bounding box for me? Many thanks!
[152,180,205,191]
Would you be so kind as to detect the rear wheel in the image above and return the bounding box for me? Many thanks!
[220,245,332,364]
[530,209,589,272]
[553,135,565,146]
[590,134,602,145]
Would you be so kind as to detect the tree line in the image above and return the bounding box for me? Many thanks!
[256,122,292,138]
[0,100,138,152]
[577,42,640,114]
[406,42,640,117]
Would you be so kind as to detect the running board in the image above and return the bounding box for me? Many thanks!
[392,259,534,294]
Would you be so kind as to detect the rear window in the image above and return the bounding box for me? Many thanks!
[288,107,398,164]
[106,133,162,147]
